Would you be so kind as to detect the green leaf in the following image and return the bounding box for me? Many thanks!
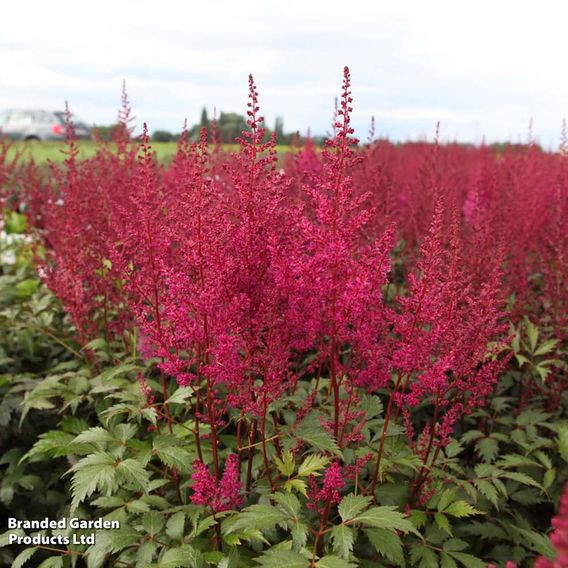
[502,472,543,490]
[409,509,428,530]
[166,512,186,541]
[441,553,459,568]
[273,492,301,517]
[331,524,355,560]
[444,501,483,518]
[226,504,288,534]
[73,427,115,445]
[338,494,372,522]
[12,547,37,568]
[116,459,151,492]
[435,512,452,535]
[142,511,165,536]
[525,318,539,352]
[543,468,556,490]
[516,527,555,559]
[159,544,201,568]
[155,445,194,474]
[275,450,296,476]
[69,452,118,511]
[534,339,559,357]
[437,489,457,512]
[315,556,357,568]
[351,506,416,534]
[255,549,309,568]
[295,413,341,456]
[298,454,330,477]
[104,526,142,552]
[474,480,499,508]
[557,424,568,463]
[22,430,76,461]
[166,387,194,405]
[37,558,64,568]
[444,539,468,552]
[497,454,541,469]
[477,437,499,462]
[366,528,405,566]
[283,478,308,496]
[409,545,438,568]
[291,522,309,551]
[446,551,487,568]
[137,541,158,565]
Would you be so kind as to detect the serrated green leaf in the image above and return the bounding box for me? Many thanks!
[273,492,301,517]
[477,437,499,462]
[410,545,438,568]
[137,541,158,565]
[338,494,372,522]
[226,504,288,534]
[435,512,452,535]
[160,544,201,568]
[409,509,428,530]
[444,539,468,552]
[21,430,76,461]
[315,555,357,568]
[283,478,308,496]
[295,413,341,456]
[69,452,118,511]
[502,472,543,490]
[73,427,115,445]
[543,468,556,490]
[497,454,541,469]
[166,387,194,405]
[166,512,186,541]
[37,558,64,568]
[444,501,483,518]
[155,446,194,474]
[331,524,355,560]
[516,527,555,559]
[446,551,487,568]
[437,489,457,512]
[525,318,539,352]
[474,479,499,508]
[441,553,459,568]
[298,454,330,477]
[352,506,416,534]
[366,528,405,566]
[558,425,568,463]
[255,549,308,568]
[116,458,150,492]
[534,338,558,356]
[291,522,309,551]
[142,511,165,536]
[12,547,37,568]
[275,450,296,476]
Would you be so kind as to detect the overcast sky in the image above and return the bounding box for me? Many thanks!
[1,0,567,146]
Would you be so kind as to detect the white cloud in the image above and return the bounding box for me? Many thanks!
[0,0,566,145]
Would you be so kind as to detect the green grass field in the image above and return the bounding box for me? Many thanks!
[6,141,295,164]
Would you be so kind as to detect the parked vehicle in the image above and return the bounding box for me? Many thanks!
[0,109,91,141]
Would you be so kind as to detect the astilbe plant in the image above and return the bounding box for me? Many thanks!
[299,67,395,444]
[26,99,138,347]
[10,67,568,568]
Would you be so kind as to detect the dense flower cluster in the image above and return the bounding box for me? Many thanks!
[307,462,345,516]
[190,454,243,513]
[7,68,566,516]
